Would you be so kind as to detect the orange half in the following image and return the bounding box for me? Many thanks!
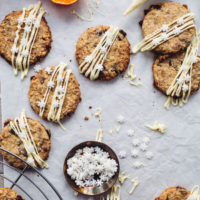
[51,0,78,5]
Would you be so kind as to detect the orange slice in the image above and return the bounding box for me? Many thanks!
[51,0,78,5]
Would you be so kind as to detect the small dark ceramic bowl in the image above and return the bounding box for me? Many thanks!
[63,141,120,197]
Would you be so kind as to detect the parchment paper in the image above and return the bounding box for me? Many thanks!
[0,0,200,199]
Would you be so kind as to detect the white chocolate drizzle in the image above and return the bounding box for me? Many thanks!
[38,62,71,128]
[165,30,200,109]
[123,0,148,16]
[96,129,103,142]
[9,110,48,168]
[187,185,200,200]
[129,178,139,194]
[79,26,119,80]
[11,2,47,80]
[100,185,121,200]
[146,121,166,133]
[132,13,195,53]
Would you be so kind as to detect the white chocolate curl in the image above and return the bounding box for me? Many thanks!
[9,110,48,168]
[132,13,196,54]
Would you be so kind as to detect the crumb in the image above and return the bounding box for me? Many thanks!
[84,116,89,121]
[89,106,92,109]
[69,59,72,62]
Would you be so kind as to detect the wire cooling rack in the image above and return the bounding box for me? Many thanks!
[0,147,63,200]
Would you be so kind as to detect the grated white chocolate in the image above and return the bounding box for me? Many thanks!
[118,172,129,184]
[132,13,196,54]
[11,1,47,80]
[9,110,48,168]
[165,29,200,109]
[79,26,119,80]
[146,121,166,133]
[100,185,121,200]
[129,178,139,194]
[96,129,103,142]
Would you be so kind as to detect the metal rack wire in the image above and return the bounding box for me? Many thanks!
[0,147,63,200]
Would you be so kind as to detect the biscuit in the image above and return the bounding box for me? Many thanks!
[142,2,195,54]
[0,118,51,169]
[0,188,24,200]
[155,186,190,200]
[0,10,52,67]
[29,66,81,121]
[76,25,130,80]
[153,52,200,97]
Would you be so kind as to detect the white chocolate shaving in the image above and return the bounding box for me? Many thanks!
[38,62,71,129]
[79,26,119,80]
[9,110,48,168]
[187,185,200,200]
[118,172,129,184]
[132,13,195,54]
[11,2,47,80]
[123,0,147,16]
[165,29,200,109]
[96,129,103,142]
[129,178,139,194]
[100,185,121,200]
[123,64,142,86]
[146,121,166,133]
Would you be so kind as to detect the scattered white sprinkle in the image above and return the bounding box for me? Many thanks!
[45,67,52,75]
[177,18,184,25]
[131,149,139,158]
[152,38,161,46]
[57,75,64,82]
[18,16,24,24]
[58,94,64,100]
[85,55,93,63]
[145,151,154,160]
[11,45,18,54]
[127,129,134,137]
[142,137,150,144]
[161,24,169,32]
[33,65,42,73]
[21,49,29,57]
[182,65,190,72]
[106,38,113,46]
[47,81,55,89]
[25,16,33,24]
[132,138,140,147]
[161,33,169,41]
[117,115,125,124]
[115,126,120,133]
[133,161,144,169]
[177,77,184,85]
[57,86,65,94]
[96,64,104,71]
[182,84,189,92]
[185,74,191,83]
[173,27,181,35]
[38,100,45,108]
[20,38,27,46]
[53,101,60,108]
[34,20,40,28]
[24,26,31,33]
[140,143,148,152]
[118,150,127,159]
[191,55,198,64]
[100,46,107,53]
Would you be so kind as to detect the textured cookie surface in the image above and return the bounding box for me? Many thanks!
[76,25,130,80]
[0,10,52,66]
[0,118,51,169]
[29,66,81,120]
[0,188,24,200]
[153,52,200,97]
[155,186,190,200]
[142,2,195,54]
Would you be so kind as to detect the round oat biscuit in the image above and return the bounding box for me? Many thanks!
[0,188,25,200]
[153,52,200,97]
[0,118,51,169]
[155,186,190,200]
[0,10,52,66]
[76,25,130,81]
[142,2,195,54]
[28,66,81,121]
